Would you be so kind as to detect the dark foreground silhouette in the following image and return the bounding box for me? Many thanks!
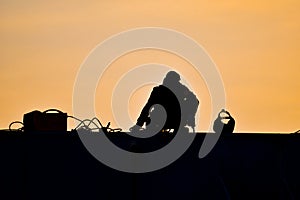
[0,130,299,200]
[2,68,299,199]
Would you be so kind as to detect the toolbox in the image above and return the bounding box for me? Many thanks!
[23,109,67,132]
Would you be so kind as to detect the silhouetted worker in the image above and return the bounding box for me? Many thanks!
[130,71,199,133]
[213,109,235,134]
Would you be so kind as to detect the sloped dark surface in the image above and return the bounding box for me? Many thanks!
[0,130,299,200]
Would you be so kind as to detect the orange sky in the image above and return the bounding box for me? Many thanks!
[0,1,299,132]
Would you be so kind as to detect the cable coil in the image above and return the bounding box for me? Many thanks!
[7,109,121,133]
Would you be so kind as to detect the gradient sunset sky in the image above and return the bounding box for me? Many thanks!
[0,1,299,132]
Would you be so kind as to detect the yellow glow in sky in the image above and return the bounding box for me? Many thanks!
[0,1,299,132]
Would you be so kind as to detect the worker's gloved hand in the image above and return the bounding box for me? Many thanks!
[129,125,143,133]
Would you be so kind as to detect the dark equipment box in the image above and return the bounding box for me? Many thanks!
[23,109,67,132]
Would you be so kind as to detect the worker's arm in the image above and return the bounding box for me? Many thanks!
[136,87,159,126]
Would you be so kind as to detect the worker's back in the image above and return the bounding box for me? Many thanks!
[147,85,181,131]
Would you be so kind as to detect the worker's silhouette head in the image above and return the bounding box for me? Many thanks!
[163,71,180,85]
